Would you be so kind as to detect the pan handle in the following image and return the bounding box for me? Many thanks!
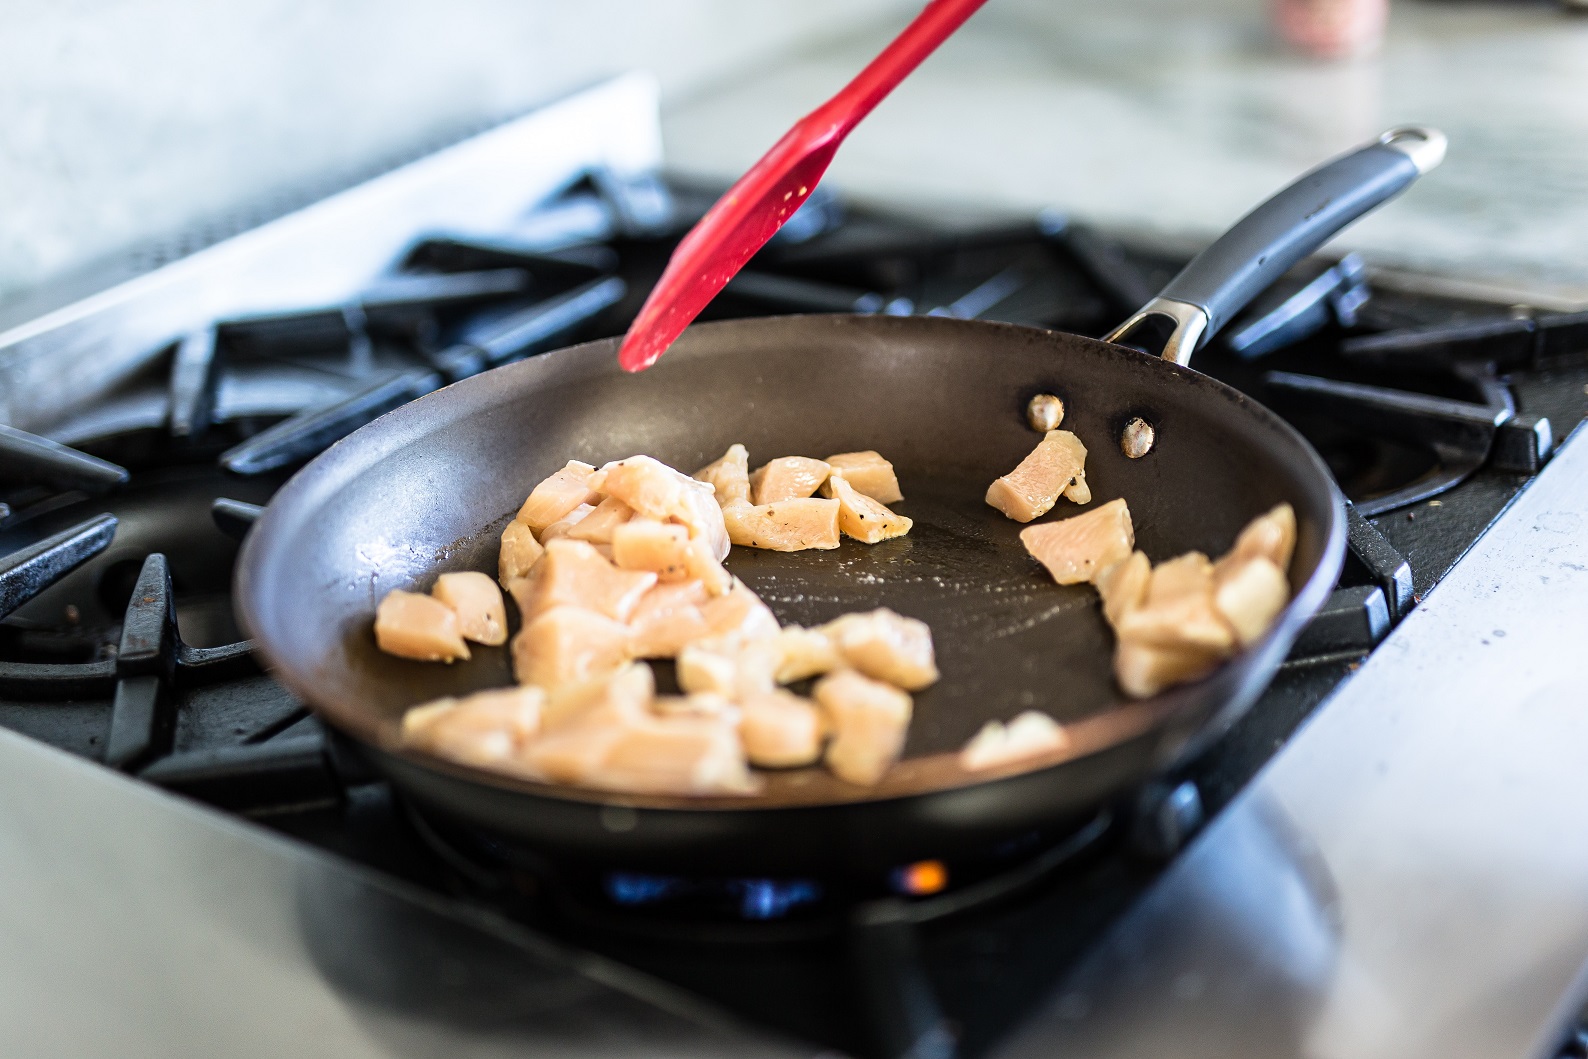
[1106,126,1446,365]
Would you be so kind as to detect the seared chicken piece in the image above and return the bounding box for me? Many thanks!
[590,456,730,561]
[1223,503,1297,573]
[1114,552,1234,652]
[985,430,1088,523]
[539,503,594,543]
[509,539,657,624]
[431,571,508,646]
[822,451,902,505]
[1113,638,1223,698]
[821,608,939,690]
[694,443,752,507]
[772,626,842,683]
[814,670,913,786]
[499,519,545,585]
[611,518,732,595]
[1213,556,1289,646]
[567,496,634,545]
[1019,498,1134,586]
[1094,550,1150,628]
[739,690,824,768]
[827,473,912,544]
[517,460,599,532]
[511,604,632,690]
[959,711,1068,772]
[750,456,830,505]
[400,685,545,767]
[375,590,470,662]
[722,497,841,551]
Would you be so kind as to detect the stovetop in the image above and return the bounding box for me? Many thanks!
[3,86,1588,1059]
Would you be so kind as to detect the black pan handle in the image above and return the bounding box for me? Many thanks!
[1106,126,1446,365]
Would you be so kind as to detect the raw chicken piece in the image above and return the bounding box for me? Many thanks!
[539,503,595,543]
[826,474,912,544]
[499,520,544,585]
[739,690,824,767]
[431,571,508,646]
[677,637,778,699]
[611,518,731,594]
[750,456,831,505]
[654,692,741,723]
[699,579,781,645]
[627,580,714,658]
[1213,556,1289,646]
[821,609,939,690]
[772,626,842,683]
[1113,639,1223,698]
[517,460,599,532]
[590,456,730,561]
[509,539,657,624]
[693,443,751,506]
[1063,472,1091,505]
[567,496,634,545]
[1114,552,1234,652]
[1019,498,1134,586]
[959,711,1068,772]
[375,590,470,662]
[539,660,655,731]
[722,497,841,551]
[400,685,545,767]
[985,430,1088,523]
[1094,550,1150,628]
[822,451,902,505]
[594,718,757,795]
[814,670,913,786]
[511,605,632,690]
[1222,503,1297,573]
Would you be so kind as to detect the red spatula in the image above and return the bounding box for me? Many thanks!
[618,0,991,372]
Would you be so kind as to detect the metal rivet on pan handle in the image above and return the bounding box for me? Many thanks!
[1121,417,1156,459]
[1026,393,1065,433]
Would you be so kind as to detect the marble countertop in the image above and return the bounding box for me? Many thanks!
[664,0,1588,307]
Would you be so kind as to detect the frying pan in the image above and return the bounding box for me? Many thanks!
[237,128,1444,879]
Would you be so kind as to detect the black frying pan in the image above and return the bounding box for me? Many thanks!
[236,128,1444,878]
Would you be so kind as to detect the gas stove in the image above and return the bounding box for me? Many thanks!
[3,78,1588,1059]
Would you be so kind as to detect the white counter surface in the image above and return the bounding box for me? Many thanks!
[665,0,1588,306]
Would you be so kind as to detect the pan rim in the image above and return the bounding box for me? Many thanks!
[236,313,1347,813]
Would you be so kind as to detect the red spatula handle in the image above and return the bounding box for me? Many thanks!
[617,0,989,372]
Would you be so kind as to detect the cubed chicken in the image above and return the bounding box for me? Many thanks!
[627,579,714,658]
[590,456,730,561]
[431,571,508,646]
[1113,639,1223,698]
[1114,552,1234,652]
[611,518,731,594]
[985,430,1089,523]
[509,539,657,624]
[750,456,831,505]
[400,685,545,767]
[511,605,632,690]
[677,637,778,700]
[654,692,741,723]
[822,451,902,505]
[1019,498,1134,586]
[1213,555,1289,646]
[694,443,752,507]
[540,660,655,731]
[517,460,599,532]
[723,497,841,551]
[814,670,913,786]
[1223,503,1297,573]
[772,626,842,683]
[566,496,634,545]
[499,519,545,585]
[1094,550,1150,628]
[821,608,939,690]
[539,503,594,543]
[739,690,825,768]
[827,473,912,544]
[375,589,470,662]
[700,579,781,645]
[594,718,758,796]
[959,711,1068,772]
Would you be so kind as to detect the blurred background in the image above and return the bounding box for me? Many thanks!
[4,0,1587,311]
